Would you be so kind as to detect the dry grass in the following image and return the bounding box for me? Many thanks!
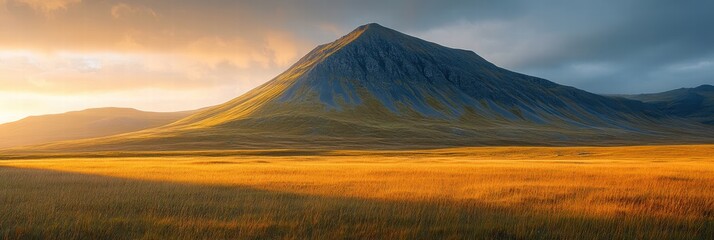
[1,145,713,239]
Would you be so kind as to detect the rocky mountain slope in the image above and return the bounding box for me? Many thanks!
[620,85,714,125]
[20,24,714,151]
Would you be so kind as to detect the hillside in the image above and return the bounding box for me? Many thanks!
[0,108,197,149]
[620,85,714,125]
[20,23,714,151]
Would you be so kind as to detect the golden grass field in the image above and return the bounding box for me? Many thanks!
[1,145,713,239]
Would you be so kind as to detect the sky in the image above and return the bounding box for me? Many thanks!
[1,0,713,124]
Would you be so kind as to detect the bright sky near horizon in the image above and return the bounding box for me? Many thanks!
[1,0,713,124]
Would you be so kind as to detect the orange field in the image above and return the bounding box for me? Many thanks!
[1,145,713,239]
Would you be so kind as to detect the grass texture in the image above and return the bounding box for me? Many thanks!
[1,145,713,239]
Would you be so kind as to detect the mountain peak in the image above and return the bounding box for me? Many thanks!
[356,22,386,30]
[341,22,403,43]
[352,23,390,33]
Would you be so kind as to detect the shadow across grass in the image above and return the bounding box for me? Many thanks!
[0,149,337,161]
[1,166,712,239]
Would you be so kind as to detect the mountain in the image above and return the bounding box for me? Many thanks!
[0,108,198,149]
[21,23,714,151]
[620,85,714,125]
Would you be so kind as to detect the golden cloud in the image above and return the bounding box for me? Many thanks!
[11,0,81,13]
[0,0,323,123]
[184,31,307,69]
[111,3,156,19]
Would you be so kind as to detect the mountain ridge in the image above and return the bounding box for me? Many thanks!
[0,107,199,149]
[12,23,714,151]
[173,23,660,127]
[620,84,714,125]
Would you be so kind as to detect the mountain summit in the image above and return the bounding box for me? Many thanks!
[30,23,714,151]
[173,23,655,129]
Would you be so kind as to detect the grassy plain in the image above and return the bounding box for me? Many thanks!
[1,145,713,239]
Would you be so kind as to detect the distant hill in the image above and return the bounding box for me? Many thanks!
[16,23,714,151]
[619,85,714,125]
[0,108,198,149]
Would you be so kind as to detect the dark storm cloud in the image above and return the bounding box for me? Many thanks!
[501,0,714,93]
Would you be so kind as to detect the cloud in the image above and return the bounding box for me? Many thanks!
[185,37,270,69]
[182,32,307,69]
[414,20,563,69]
[0,50,281,94]
[10,0,81,14]
[110,3,156,19]
[264,31,305,67]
